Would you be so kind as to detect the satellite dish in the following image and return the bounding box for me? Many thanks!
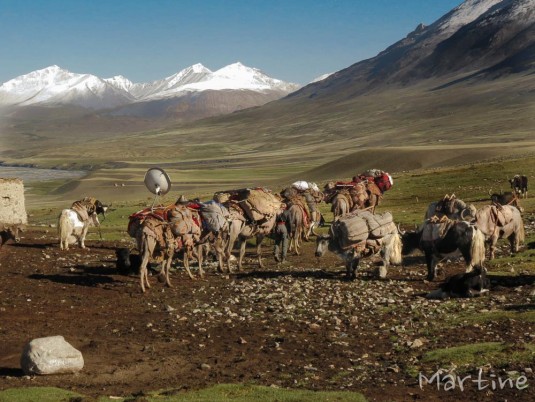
[144,167,171,196]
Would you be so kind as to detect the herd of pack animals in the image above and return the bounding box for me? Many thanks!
[0,172,528,296]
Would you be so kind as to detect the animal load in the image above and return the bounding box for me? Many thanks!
[334,214,369,247]
[214,187,281,223]
[359,169,393,193]
[284,182,323,211]
[127,206,171,238]
[333,210,396,249]
[71,197,98,222]
[128,203,200,243]
[291,181,320,193]
[291,181,309,191]
[0,178,27,225]
[324,181,365,206]
[167,204,200,240]
[421,216,455,243]
[199,200,230,233]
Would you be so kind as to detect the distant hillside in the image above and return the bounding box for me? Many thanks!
[290,0,535,100]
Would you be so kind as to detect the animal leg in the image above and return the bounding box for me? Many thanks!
[509,233,520,255]
[214,234,226,273]
[238,239,246,272]
[198,247,206,279]
[345,250,359,280]
[226,227,239,274]
[183,247,195,279]
[194,244,205,279]
[488,238,497,260]
[163,253,174,287]
[257,234,264,269]
[139,243,152,293]
[425,253,438,281]
[79,225,90,249]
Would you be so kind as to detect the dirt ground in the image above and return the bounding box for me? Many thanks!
[0,229,534,402]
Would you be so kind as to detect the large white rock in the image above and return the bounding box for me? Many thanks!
[20,335,84,375]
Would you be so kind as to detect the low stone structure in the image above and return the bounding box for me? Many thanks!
[0,178,27,225]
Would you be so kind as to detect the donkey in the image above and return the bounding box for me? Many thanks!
[134,216,177,293]
[330,193,351,220]
[286,203,305,255]
[224,204,276,272]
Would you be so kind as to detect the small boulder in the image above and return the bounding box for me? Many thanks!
[20,335,84,375]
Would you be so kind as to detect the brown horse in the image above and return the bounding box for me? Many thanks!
[286,203,306,255]
[128,203,202,292]
[330,193,351,220]
[135,217,177,292]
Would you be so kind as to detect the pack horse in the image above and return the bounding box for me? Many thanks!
[315,210,402,280]
[58,197,108,250]
[402,217,486,281]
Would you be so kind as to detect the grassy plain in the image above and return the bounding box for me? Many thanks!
[0,384,367,402]
[1,72,534,209]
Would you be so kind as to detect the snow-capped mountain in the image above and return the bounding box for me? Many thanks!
[0,62,300,112]
[291,0,535,99]
[144,62,298,100]
[0,65,134,109]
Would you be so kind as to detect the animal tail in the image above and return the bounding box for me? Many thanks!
[518,218,525,244]
[388,233,403,265]
[470,226,486,268]
[58,210,70,243]
[391,233,403,265]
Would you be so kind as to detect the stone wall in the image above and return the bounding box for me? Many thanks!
[0,178,28,225]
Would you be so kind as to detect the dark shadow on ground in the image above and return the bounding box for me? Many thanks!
[489,273,535,288]
[10,242,55,249]
[0,367,24,377]
[28,272,119,287]
[503,303,535,312]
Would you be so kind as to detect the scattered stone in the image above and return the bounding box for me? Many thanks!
[20,336,84,375]
[387,365,400,373]
[200,363,211,370]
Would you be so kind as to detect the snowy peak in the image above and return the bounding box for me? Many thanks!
[0,62,299,108]
[164,63,212,88]
[0,65,134,108]
[104,75,134,91]
[432,0,506,36]
[169,61,294,93]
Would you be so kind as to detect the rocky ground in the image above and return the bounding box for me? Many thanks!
[0,228,534,401]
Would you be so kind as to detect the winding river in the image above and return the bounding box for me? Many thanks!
[0,166,86,182]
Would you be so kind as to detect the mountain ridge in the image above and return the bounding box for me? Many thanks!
[0,62,300,112]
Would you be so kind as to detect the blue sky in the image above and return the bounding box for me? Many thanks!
[0,0,462,85]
